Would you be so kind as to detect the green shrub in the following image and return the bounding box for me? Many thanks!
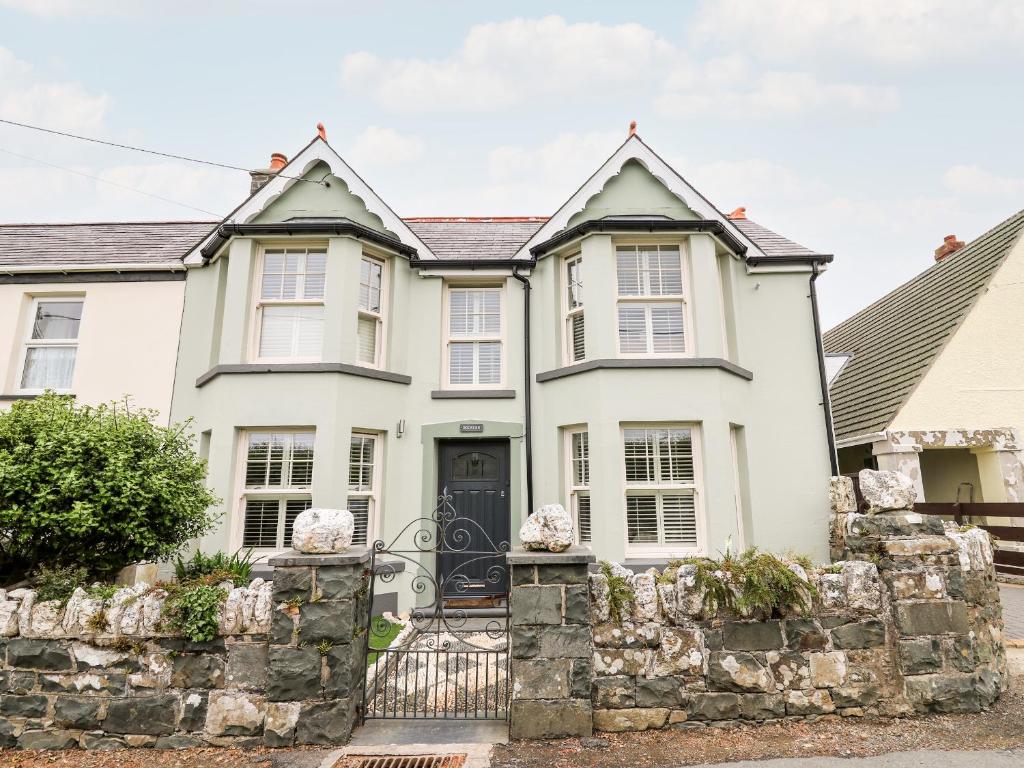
[32,564,90,603]
[0,393,220,582]
[174,548,258,587]
[164,582,227,643]
[678,547,817,618]
[598,560,635,624]
[86,583,119,601]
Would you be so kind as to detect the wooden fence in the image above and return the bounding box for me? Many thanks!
[843,474,1024,577]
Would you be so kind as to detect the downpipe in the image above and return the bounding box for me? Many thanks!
[511,267,534,516]
[810,261,839,475]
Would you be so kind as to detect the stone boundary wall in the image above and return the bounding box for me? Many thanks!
[0,549,370,749]
[586,473,1008,733]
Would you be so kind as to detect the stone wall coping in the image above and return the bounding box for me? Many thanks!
[506,546,596,565]
[267,547,372,567]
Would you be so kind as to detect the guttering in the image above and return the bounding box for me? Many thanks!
[511,266,534,517]
[0,262,184,273]
[747,253,835,267]
[410,258,537,269]
[200,220,418,261]
[529,219,748,258]
[809,260,839,475]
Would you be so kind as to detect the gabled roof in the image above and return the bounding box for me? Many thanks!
[186,135,432,264]
[516,134,765,260]
[0,221,216,271]
[823,207,1024,442]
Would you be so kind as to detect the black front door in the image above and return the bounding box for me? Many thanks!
[437,439,511,599]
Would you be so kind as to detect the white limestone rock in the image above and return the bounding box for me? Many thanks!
[818,572,847,610]
[842,560,882,611]
[251,581,274,633]
[0,600,20,637]
[675,564,707,618]
[61,587,88,635]
[141,589,168,634]
[78,598,106,634]
[519,504,574,553]
[28,600,64,637]
[220,587,246,635]
[858,469,917,513]
[631,569,661,623]
[589,573,611,624]
[291,508,354,553]
[943,521,994,572]
[829,476,858,514]
[656,582,678,624]
[205,690,267,736]
[15,590,35,637]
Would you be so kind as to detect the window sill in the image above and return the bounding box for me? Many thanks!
[536,357,753,382]
[430,389,516,399]
[0,392,74,401]
[196,363,412,387]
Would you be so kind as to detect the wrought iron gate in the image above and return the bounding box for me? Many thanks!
[361,492,511,721]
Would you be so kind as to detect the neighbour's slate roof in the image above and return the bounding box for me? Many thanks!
[730,218,825,259]
[403,218,547,260]
[823,208,1024,442]
[0,222,217,270]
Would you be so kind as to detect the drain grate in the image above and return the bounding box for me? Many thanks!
[348,756,466,768]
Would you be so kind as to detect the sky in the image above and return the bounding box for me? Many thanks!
[1,1,1024,329]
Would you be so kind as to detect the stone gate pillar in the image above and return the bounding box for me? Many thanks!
[507,546,595,740]
[265,547,370,745]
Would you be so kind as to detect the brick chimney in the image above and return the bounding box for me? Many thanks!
[934,234,965,262]
[249,152,288,195]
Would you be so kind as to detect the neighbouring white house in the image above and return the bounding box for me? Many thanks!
[825,209,1024,507]
[0,222,214,421]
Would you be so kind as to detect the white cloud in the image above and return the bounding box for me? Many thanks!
[346,126,424,170]
[340,15,889,118]
[942,164,1024,198]
[692,0,1024,64]
[341,16,676,113]
[0,46,108,132]
[657,56,898,117]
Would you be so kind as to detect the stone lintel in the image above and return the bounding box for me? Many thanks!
[267,547,371,568]
[507,546,596,565]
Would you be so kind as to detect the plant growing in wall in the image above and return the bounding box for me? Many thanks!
[0,393,220,583]
[164,582,228,643]
[599,561,635,624]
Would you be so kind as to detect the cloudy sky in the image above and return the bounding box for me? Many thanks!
[2,1,1023,327]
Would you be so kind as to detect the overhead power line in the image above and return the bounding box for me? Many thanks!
[0,117,324,185]
[0,147,223,217]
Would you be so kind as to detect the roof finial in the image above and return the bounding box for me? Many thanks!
[727,207,747,220]
[628,120,638,138]
[317,122,327,140]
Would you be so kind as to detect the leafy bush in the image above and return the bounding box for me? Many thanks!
[164,582,227,642]
[0,393,220,582]
[678,547,817,617]
[32,564,90,603]
[174,548,258,587]
[599,560,635,624]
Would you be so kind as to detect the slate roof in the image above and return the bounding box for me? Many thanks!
[823,208,1024,442]
[403,218,547,260]
[730,218,825,259]
[0,222,217,270]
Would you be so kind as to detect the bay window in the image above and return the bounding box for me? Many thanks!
[348,431,381,545]
[623,425,701,554]
[567,428,591,544]
[616,244,687,355]
[20,298,83,391]
[446,286,503,387]
[240,430,314,549]
[255,247,326,359]
[564,255,585,363]
[357,256,385,366]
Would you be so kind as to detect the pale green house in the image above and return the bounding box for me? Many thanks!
[171,128,835,605]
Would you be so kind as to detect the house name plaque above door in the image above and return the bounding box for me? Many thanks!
[459,423,484,433]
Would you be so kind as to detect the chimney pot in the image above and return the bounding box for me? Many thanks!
[269,152,287,171]
[934,233,966,262]
[727,206,747,220]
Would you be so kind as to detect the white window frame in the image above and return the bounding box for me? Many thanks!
[564,426,591,545]
[442,282,507,389]
[234,429,316,552]
[356,254,388,369]
[615,242,692,358]
[347,430,383,546]
[562,254,585,365]
[17,296,85,394]
[250,243,327,363]
[620,422,705,558]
